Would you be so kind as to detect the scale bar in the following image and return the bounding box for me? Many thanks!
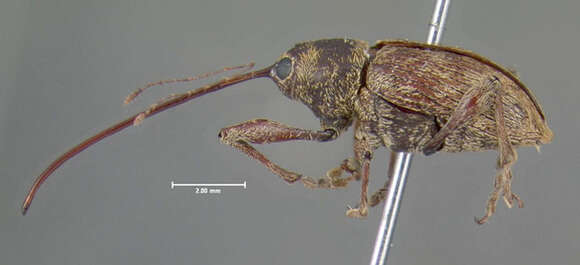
[171,181,247,190]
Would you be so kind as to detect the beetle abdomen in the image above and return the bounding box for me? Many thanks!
[366,40,552,152]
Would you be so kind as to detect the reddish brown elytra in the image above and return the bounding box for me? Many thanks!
[22,39,552,224]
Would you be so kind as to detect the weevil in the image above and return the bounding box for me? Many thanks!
[22,39,553,224]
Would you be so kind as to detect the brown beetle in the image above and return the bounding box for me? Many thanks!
[22,39,553,224]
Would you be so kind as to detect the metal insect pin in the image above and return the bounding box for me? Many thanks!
[22,38,553,224]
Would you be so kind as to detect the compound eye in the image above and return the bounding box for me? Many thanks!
[274,57,292,80]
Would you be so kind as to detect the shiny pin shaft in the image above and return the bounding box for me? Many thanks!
[369,1,450,265]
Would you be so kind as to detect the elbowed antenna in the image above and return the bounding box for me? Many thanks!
[22,65,273,215]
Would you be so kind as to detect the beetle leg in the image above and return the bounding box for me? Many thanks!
[218,118,359,188]
[422,77,500,155]
[495,88,524,210]
[369,178,391,207]
[303,158,360,189]
[476,86,523,224]
[345,153,371,218]
[345,120,379,218]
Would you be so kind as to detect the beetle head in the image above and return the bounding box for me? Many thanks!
[269,39,370,131]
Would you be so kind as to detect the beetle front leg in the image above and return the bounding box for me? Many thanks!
[312,157,361,189]
[218,119,358,188]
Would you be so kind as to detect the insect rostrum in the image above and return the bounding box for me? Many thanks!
[22,39,553,224]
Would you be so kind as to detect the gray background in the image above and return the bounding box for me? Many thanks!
[1,0,579,265]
